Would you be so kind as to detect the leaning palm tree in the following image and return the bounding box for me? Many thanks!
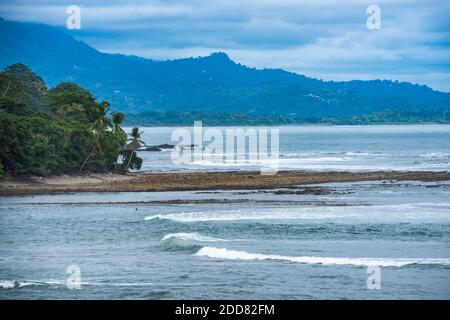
[123,127,145,172]
[112,112,125,134]
[111,111,127,146]
[91,102,113,139]
[80,102,113,171]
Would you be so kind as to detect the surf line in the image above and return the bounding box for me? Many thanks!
[175,304,209,318]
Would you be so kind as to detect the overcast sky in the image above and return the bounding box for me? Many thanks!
[1,0,449,91]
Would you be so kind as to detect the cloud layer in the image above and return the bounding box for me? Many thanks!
[1,0,450,91]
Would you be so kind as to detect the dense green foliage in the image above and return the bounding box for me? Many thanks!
[1,18,449,119]
[0,64,143,178]
[125,109,450,126]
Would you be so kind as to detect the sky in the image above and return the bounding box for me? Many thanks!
[1,0,450,91]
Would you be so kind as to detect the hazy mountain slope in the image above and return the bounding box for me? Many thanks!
[1,18,449,117]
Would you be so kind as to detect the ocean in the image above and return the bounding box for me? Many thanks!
[134,125,450,172]
[1,125,450,299]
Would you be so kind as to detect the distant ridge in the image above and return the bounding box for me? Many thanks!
[1,17,449,119]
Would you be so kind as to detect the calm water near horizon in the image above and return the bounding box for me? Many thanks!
[131,124,450,172]
[1,125,450,299]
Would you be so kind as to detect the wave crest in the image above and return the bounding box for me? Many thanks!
[161,232,227,242]
[144,203,450,223]
[0,280,47,289]
[195,247,450,267]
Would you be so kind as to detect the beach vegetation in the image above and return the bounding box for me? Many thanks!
[0,64,142,178]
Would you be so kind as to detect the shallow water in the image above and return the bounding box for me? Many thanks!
[1,180,449,299]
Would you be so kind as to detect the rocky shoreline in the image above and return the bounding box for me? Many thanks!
[1,171,450,197]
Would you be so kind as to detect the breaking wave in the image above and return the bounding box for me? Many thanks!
[144,203,450,223]
[0,280,45,289]
[161,232,228,242]
[0,280,155,289]
[420,152,450,158]
[195,247,450,267]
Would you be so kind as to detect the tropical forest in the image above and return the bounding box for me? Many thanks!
[0,64,143,179]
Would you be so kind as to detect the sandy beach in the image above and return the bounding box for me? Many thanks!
[1,171,450,196]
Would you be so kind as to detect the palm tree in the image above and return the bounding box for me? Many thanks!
[112,112,125,134]
[111,111,127,146]
[123,127,145,172]
[91,102,112,140]
[80,102,113,171]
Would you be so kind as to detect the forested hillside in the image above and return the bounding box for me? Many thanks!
[1,18,449,120]
[0,64,142,178]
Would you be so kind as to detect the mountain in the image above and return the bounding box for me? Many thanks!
[1,17,449,118]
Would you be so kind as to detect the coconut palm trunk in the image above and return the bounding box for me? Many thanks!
[80,144,96,172]
[124,149,134,173]
[123,127,145,172]
[79,102,112,172]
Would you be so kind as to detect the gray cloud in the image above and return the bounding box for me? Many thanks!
[1,0,449,91]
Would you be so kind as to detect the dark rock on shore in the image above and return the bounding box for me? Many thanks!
[139,144,175,151]
[272,187,333,195]
[140,146,162,151]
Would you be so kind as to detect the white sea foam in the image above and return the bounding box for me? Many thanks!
[0,280,45,289]
[345,152,387,156]
[144,203,450,223]
[184,154,450,172]
[420,152,450,158]
[0,280,18,289]
[192,157,348,167]
[0,279,154,289]
[145,210,346,222]
[195,247,450,267]
[161,232,227,242]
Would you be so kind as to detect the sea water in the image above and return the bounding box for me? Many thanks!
[1,125,450,299]
[0,180,449,299]
[133,125,450,172]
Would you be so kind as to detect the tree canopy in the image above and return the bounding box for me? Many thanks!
[0,64,143,178]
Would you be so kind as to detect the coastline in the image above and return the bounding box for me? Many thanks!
[1,170,450,197]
